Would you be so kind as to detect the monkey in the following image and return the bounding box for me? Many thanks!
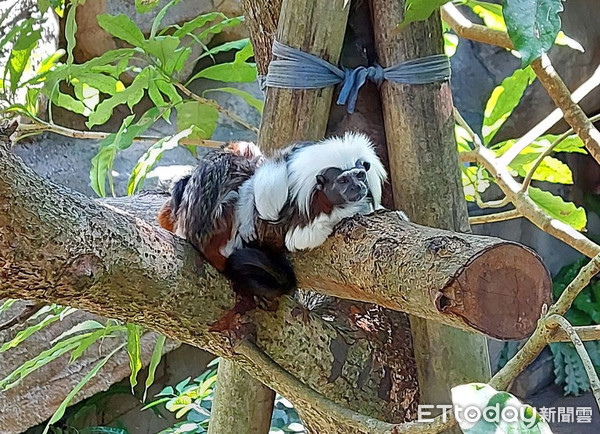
[158,132,386,298]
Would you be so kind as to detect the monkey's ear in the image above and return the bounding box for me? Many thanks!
[363,161,371,172]
[315,174,326,189]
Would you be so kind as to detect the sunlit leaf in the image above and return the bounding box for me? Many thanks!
[150,0,180,39]
[482,66,536,144]
[464,0,505,31]
[555,31,584,52]
[127,127,193,195]
[143,334,166,401]
[529,187,587,231]
[97,14,146,48]
[503,0,564,66]
[127,323,143,393]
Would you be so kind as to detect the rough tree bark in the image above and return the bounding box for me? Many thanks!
[371,0,493,420]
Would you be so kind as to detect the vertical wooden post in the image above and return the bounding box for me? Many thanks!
[208,359,275,434]
[209,1,351,432]
[370,0,492,421]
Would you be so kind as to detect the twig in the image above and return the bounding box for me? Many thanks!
[545,314,600,411]
[550,324,600,342]
[475,196,510,209]
[174,83,260,135]
[550,325,600,342]
[453,107,482,148]
[521,112,600,192]
[15,119,226,148]
[235,340,454,434]
[469,209,521,225]
[462,132,600,258]
[442,4,600,166]
[531,55,600,167]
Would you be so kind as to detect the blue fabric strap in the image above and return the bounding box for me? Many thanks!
[262,40,451,113]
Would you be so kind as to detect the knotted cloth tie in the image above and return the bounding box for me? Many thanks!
[260,40,451,113]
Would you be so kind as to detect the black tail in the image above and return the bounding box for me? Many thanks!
[224,247,297,299]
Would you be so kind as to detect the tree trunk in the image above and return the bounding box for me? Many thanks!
[208,358,275,434]
[371,0,493,421]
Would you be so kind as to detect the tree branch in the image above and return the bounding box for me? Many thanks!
[469,209,521,225]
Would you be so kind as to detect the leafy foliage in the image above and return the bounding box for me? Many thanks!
[457,52,588,231]
[0,0,258,197]
[550,258,600,395]
[0,302,167,433]
[144,359,305,434]
[451,383,551,433]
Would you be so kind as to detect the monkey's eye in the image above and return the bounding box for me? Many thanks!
[357,171,366,181]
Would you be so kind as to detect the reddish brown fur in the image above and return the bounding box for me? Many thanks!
[157,202,175,232]
[310,190,335,217]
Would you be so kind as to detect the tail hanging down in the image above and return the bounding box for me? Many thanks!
[223,247,296,299]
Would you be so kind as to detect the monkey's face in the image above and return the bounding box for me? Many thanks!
[316,162,370,205]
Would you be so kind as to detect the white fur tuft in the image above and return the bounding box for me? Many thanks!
[287,132,387,217]
[253,159,289,221]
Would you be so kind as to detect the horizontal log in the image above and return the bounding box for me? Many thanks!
[292,213,551,340]
[101,201,552,340]
[0,145,551,342]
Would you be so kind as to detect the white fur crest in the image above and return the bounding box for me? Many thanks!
[286,132,387,217]
[253,159,289,221]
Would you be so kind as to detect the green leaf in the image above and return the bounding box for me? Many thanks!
[135,0,160,13]
[69,324,125,362]
[0,299,17,314]
[203,87,263,114]
[90,107,162,196]
[544,134,587,154]
[127,323,143,393]
[90,114,135,197]
[190,42,257,83]
[6,26,41,92]
[1,332,85,389]
[517,155,573,184]
[51,320,105,344]
[43,343,126,434]
[176,101,218,140]
[143,334,166,401]
[64,0,81,66]
[555,31,584,52]
[1,307,74,352]
[86,68,151,128]
[196,38,250,62]
[529,186,587,231]
[398,0,450,29]
[198,16,244,40]
[97,14,146,48]
[482,66,536,144]
[127,127,193,195]
[150,0,180,39]
[503,0,564,66]
[171,12,225,39]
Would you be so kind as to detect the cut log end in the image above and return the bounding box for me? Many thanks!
[441,243,552,340]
